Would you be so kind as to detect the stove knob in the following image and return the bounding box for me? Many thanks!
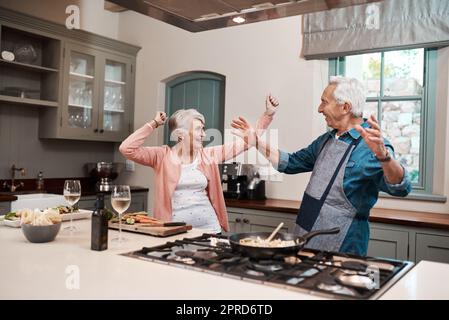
[235,218,241,223]
[243,218,250,224]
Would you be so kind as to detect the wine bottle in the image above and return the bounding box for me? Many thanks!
[91,193,108,251]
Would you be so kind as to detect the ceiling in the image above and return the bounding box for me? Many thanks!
[105,0,382,32]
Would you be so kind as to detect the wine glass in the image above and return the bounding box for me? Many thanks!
[111,185,131,244]
[63,180,81,233]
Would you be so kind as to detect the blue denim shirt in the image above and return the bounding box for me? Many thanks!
[277,121,412,255]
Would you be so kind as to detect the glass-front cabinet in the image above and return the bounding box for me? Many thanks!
[40,43,134,142]
[101,56,131,139]
[66,48,96,134]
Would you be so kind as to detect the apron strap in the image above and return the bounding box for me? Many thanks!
[319,137,362,202]
[317,134,332,156]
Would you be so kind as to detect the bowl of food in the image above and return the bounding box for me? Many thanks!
[20,208,62,243]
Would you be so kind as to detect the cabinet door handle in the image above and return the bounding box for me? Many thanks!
[99,129,104,133]
[243,218,250,224]
[235,218,241,223]
[94,129,99,133]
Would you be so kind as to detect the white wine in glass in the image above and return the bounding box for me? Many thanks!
[111,197,131,213]
[63,180,81,233]
[111,185,131,244]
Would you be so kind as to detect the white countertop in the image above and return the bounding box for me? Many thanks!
[380,260,449,300]
[0,219,323,300]
[1,219,448,300]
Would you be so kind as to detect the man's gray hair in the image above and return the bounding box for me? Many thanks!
[168,108,205,141]
[329,76,366,117]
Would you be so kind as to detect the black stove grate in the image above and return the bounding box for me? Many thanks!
[123,233,413,300]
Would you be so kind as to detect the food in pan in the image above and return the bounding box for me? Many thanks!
[239,236,297,248]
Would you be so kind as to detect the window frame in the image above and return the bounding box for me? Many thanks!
[329,48,438,197]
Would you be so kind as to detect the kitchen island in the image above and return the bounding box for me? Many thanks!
[1,219,448,300]
[0,219,322,300]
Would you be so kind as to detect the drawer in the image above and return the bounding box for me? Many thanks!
[368,227,409,260]
[416,233,449,263]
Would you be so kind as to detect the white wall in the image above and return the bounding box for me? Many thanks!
[114,12,326,212]
[115,11,449,214]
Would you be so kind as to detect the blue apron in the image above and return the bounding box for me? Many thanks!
[294,136,362,252]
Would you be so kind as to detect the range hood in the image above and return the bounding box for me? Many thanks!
[105,0,382,32]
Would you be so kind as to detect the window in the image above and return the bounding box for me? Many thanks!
[329,48,437,194]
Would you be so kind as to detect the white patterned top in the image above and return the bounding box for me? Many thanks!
[171,157,221,233]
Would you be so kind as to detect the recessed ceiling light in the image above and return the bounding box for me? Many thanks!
[232,16,246,24]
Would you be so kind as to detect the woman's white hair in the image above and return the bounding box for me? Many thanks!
[168,108,205,141]
[329,76,366,117]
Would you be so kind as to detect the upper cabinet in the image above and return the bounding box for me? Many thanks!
[50,43,134,141]
[0,7,140,142]
[0,25,61,108]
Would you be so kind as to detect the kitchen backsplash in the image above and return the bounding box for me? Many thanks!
[0,104,116,179]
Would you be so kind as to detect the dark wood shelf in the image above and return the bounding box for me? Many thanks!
[0,94,58,107]
[0,59,59,73]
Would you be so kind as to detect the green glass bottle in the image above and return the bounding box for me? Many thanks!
[91,193,108,251]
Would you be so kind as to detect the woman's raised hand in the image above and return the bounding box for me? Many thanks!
[152,111,167,128]
[231,116,258,147]
[265,94,279,116]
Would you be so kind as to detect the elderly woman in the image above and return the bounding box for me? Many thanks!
[119,96,279,233]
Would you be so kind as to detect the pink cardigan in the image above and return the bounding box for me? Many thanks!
[119,114,273,232]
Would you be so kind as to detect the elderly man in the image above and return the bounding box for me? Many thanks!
[231,76,411,255]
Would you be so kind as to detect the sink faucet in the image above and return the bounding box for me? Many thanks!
[2,164,25,192]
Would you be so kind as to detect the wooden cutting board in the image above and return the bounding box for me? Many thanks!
[108,221,192,237]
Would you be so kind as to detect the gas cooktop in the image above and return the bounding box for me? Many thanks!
[123,233,414,300]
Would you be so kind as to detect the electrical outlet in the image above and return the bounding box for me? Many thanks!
[125,160,135,172]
